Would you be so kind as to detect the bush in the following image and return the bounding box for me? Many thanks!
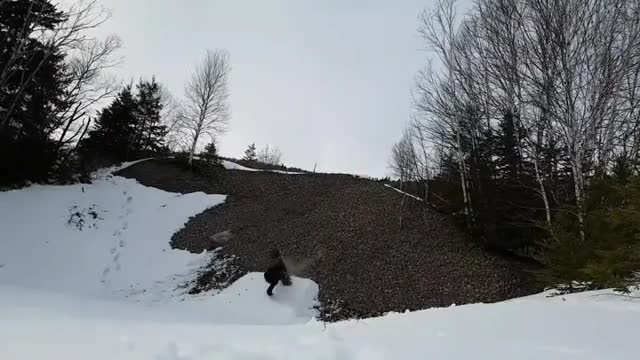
[540,176,640,291]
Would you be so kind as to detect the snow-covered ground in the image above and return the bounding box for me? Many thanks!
[2,284,639,359]
[222,159,304,174]
[221,159,261,171]
[1,160,639,359]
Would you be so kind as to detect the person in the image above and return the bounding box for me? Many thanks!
[263,249,292,296]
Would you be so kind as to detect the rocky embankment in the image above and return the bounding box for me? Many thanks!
[117,159,538,320]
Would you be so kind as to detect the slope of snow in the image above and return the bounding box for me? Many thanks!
[1,285,638,359]
[0,175,223,300]
[0,166,319,324]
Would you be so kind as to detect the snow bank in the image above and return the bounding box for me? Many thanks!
[1,285,638,360]
[0,167,320,325]
[222,160,261,171]
[222,160,304,174]
[0,175,224,300]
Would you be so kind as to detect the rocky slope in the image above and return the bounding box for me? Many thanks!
[117,159,538,320]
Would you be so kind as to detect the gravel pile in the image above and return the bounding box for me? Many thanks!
[118,159,538,321]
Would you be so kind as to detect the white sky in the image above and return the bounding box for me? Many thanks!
[94,0,441,177]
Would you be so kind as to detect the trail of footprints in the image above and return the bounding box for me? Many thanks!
[101,190,133,285]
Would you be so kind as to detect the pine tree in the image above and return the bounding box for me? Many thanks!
[133,78,167,154]
[243,143,257,161]
[80,78,169,164]
[203,141,219,164]
[80,86,138,162]
[0,0,69,185]
[494,111,523,180]
[541,176,640,291]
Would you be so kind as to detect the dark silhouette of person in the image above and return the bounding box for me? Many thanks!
[264,249,292,296]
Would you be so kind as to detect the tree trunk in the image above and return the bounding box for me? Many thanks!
[455,124,473,229]
[188,131,200,166]
[532,153,554,238]
[571,157,586,242]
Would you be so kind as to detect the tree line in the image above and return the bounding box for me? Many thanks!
[391,0,640,290]
[0,0,231,186]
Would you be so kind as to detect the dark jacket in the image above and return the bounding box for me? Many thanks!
[264,258,288,285]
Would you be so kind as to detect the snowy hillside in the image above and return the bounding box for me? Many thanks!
[1,160,639,359]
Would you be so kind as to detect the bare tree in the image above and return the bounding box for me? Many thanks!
[390,129,417,184]
[417,0,476,227]
[533,0,640,240]
[0,0,112,132]
[159,85,186,152]
[179,49,231,164]
[409,118,434,202]
[53,35,122,157]
[257,145,283,166]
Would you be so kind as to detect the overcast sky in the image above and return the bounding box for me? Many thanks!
[95,0,438,177]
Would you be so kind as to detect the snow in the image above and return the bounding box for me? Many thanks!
[0,163,319,325]
[90,157,154,179]
[269,169,305,175]
[1,285,639,359]
[222,160,304,174]
[2,161,640,359]
[221,159,261,171]
[0,173,222,300]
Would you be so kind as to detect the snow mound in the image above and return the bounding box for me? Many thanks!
[215,273,319,323]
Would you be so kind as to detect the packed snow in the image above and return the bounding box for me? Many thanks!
[222,159,304,174]
[0,170,223,300]
[221,159,261,171]
[0,161,319,324]
[2,284,639,359]
[1,160,640,359]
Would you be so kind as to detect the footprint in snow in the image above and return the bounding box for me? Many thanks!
[102,267,111,279]
[113,253,121,271]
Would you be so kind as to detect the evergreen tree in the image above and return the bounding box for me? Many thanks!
[80,78,168,164]
[203,141,219,165]
[0,0,68,185]
[494,111,523,180]
[541,176,640,291]
[80,86,138,163]
[133,78,167,154]
[243,143,257,161]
